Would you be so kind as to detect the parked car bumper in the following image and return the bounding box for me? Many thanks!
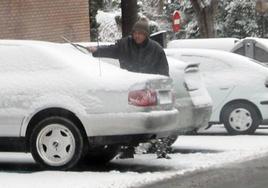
[175,102,212,133]
[192,104,212,129]
[81,109,179,138]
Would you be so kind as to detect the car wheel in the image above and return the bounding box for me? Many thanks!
[30,116,84,170]
[222,103,261,135]
[84,145,120,165]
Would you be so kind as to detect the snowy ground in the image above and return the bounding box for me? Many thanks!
[1,125,268,188]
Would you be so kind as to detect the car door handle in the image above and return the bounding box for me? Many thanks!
[220,87,229,90]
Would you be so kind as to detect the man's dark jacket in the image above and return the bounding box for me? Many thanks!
[92,36,169,76]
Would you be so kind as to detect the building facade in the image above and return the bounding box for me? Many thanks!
[0,0,90,42]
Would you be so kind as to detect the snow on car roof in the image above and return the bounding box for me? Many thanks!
[244,37,268,46]
[232,37,268,52]
[165,48,268,77]
[165,48,268,89]
[167,38,240,51]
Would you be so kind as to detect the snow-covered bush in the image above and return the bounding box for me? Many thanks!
[217,0,260,38]
[96,10,122,42]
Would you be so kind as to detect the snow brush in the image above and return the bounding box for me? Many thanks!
[61,35,102,77]
[61,36,88,54]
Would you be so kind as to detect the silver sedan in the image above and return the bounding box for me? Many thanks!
[0,40,179,170]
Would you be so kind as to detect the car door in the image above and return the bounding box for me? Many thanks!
[179,54,235,113]
[0,45,30,137]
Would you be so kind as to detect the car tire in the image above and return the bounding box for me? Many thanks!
[84,145,120,165]
[222,102,261,135]
[30,116,84,170]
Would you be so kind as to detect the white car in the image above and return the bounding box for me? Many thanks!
[166,48,268,135]
[0,40,179,170]
[167,57,212,134]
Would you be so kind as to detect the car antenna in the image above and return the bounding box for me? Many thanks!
[96,29,102,77]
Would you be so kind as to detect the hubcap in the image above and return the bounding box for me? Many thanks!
[36,124,75,166]
[229,108,253,131]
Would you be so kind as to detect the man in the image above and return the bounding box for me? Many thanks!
[87,17,171,159]
[87,17,169,76]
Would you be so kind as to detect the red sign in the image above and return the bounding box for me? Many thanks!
[172,10,181,32]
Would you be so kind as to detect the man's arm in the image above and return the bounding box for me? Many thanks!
[87,43,120,59]
[156,50,169,76]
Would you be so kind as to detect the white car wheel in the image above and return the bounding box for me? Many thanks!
[229,108,253,132]
[30,117,84,170]
[36,124,75,166]
[222,103,261,135]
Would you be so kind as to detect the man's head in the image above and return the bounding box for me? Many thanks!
[132,17,150,44]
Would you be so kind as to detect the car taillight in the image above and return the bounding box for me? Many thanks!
[128,89,157,107]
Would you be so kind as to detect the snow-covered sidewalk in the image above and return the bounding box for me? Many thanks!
[1,125,268,188]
